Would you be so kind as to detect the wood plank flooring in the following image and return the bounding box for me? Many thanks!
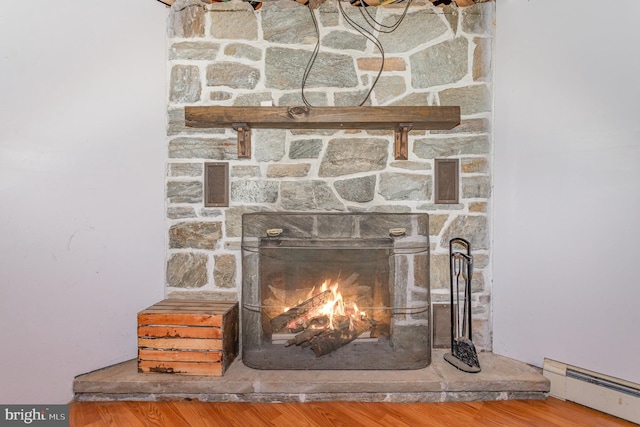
[70,398,636,426]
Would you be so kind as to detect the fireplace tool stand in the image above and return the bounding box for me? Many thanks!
[444,237,481,373]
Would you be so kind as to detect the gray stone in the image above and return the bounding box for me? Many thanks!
[439,85,491,115]
[461,3,495,36]
[168,0,205,38]
[169,137,237,160]
[166,290,238,302]
[266,163,311,178]
[473,37,491,82]
[430,118,490,134]
[280,181,345,211]
[335,90,372,107]
[265,47,358,90]
[225,206,269,238]
[413,135,490,159]
[373,76,406,104]
[429,214,448,236]
[262,1,316,44]
[166,252,208,288]
[169,41,219,60]
[200,208,223,218]
[170,65,201,103]
[168,163,203,177]
[74,346,552,399]
[210,2,258,40]
[430,253,449,289]
[378,10,448,53]
[318,1,339,27]
[443,5,459,35]
[414,252,429,289]
[379,173,431,201]
[210,91,233,101]
[231,165,261,178]
[224,43,262,61]
[254,129,286,162]
[440,215,489,250]
[394,255,408,320]
[334,175,376,202]
[390,92,431,106]
[418,203,464,211]
[167,206,197,219]
[234,92,273,106]
[167,181,202,204]
[368,205,412,213]
[206,62,261,89]
[290,139,323,159]
[411,38,468,88]
[319,138,388,177]
[168,108,197,136]
[473,253,489,269]
[169,222,222,249]
[390,161,431,171]
[230,181,279,203]
[322,31,367,51]
[278,91,328,107]
[462,175,491,199]
[214,254,237,289]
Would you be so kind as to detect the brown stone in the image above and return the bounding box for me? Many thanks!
[214,254,237,289]
[169,222,222,249]
[357,57,406,72]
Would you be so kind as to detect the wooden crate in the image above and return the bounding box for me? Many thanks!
[137,299,238,376]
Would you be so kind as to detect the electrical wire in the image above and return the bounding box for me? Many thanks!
[359,0,413,33]
[301,8,322,107]
[337,0,386,106]
[301,0,411,107]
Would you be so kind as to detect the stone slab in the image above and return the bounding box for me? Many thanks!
[73,350,549,402]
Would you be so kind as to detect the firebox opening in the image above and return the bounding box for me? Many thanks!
[241,212,431,370]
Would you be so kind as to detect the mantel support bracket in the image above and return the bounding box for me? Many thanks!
[232,122,251,159]
[394,123,413,160]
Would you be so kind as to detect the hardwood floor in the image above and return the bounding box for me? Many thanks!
[70,398,636,426]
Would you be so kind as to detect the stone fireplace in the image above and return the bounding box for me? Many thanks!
[164,0,494,352]
[73,0,552,403]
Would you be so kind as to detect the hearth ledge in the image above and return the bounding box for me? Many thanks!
[73,350,549,403]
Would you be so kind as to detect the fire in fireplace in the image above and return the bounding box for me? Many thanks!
[241,212,431,370]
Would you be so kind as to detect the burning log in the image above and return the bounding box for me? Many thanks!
[284,327,328,348]
[309,317,372,357]
[269,290,333,333]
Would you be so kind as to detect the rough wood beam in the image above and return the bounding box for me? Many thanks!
[185,106,460,131]
[156,0,492,7]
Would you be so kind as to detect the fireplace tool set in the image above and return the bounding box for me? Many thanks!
[444,237,481,373]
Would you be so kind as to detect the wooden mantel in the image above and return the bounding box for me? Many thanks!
[184,105,460,160]
[157,0,490,7]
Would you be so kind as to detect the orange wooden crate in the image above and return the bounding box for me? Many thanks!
[137,299,238,376]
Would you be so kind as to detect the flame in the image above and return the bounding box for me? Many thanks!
[312,279,365,330]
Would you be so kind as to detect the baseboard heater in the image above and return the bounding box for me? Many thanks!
[543,358,640,424]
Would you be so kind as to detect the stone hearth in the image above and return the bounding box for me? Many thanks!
[73,350,549,402]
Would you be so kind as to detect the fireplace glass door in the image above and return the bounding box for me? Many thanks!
[241,212,430,370]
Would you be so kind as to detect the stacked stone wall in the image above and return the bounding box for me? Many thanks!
[165,0,494,349]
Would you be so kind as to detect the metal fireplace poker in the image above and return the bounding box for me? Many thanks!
[444,237,481,373]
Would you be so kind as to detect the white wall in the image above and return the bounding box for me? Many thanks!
[493,1,640,383]
[0,1,168,403]
[2,0,639,404]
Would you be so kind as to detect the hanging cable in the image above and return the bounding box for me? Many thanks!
[359,0,413,33]
[337,0,386,106]
[301,7,322,107]
[301,0,412,107]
